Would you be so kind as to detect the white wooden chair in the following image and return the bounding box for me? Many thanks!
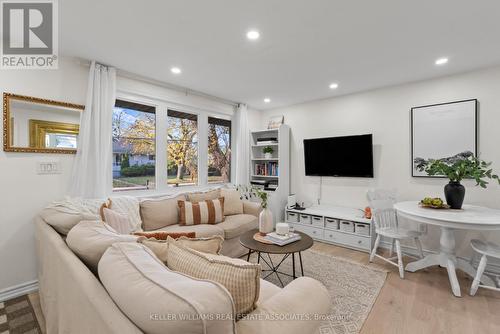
[367,189,424,278]
[469,239,500,296]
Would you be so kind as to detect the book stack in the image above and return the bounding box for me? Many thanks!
[264,232,301,246]
[256,137,278,145]
[254,162,279,176]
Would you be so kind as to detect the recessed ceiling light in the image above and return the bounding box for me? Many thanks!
[171,67,182,74]
[329,83,339,89]
[264,98,271,103]
[246,30,260,40]
[435,57,448,65]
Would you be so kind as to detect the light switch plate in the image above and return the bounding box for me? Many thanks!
[37,161,61,174]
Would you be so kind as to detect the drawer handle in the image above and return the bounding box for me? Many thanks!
[313,217,321,221]
[342,222,350,225]
[301,215,308,218]
[329,234,333,238]
[312,230,317,234]
[358,240,362,244]
[326,219,335,222]
[289,213,296,216]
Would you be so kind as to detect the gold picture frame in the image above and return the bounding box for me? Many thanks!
[3,92,84,154]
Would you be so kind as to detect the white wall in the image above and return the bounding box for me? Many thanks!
[0,57,88,297]
[261,66,500,258]
[0,57,260,296]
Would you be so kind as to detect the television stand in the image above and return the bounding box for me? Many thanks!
[285,204,373,253]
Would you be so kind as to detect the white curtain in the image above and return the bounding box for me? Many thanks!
[69,61,116,198]
[233,103,249,185]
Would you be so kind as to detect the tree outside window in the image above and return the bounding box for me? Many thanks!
[208,117,231,183]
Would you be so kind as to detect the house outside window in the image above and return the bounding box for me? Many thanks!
[112,100,156,191]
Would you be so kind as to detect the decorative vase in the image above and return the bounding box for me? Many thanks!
[259,208,274,235]
[264,153,272,159]
[444,181,465,209]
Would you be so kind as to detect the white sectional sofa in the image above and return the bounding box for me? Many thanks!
[35,188,331,333]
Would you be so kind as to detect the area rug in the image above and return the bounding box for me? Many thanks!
[250,249,387,334]
[0,295,42,334]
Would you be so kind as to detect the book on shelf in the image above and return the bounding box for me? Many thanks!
[254,162,279,176]
[264,232,301,246]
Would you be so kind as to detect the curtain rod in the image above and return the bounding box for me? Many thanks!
[75,58,239,107]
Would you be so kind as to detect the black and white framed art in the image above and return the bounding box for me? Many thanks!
[411,99,478,177]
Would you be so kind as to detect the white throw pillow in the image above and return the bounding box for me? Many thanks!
[102,208,134,234]
[107,196,142,232]
[66,220,140,273]
[98,242,236,334]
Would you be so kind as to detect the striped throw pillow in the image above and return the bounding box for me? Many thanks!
[178,197,225,225]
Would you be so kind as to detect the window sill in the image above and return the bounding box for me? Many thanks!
[111,183,232,198]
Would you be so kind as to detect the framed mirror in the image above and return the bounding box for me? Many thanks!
[3,93,84,154]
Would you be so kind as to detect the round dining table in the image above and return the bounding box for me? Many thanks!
[394,201,500,297]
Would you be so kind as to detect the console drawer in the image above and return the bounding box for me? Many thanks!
[339,220,354,233]
[299,214,311,224]
[323,230,370,250]
[325,217,339,230]
[311,215,324,228]
[290,223,324,240]
[286,212,299,223]
[355,223,370,236]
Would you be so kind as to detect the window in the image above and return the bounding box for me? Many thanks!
[167,110,198,187]
[208,117,231,183]
[112,100,156,191]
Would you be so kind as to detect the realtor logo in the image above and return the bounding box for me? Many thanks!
[1,0,58,69]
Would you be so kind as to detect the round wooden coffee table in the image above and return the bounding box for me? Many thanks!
[239,229,313,286]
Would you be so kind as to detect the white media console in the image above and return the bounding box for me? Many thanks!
[285,205,374,252]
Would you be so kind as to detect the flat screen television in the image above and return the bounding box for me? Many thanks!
[303,134,373,177]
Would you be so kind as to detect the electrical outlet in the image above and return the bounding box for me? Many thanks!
[37,161,61,174]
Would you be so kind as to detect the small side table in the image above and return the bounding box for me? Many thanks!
[239,229,313,286]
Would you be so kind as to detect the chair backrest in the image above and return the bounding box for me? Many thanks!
[367,189,398,231]
[369,199,398,230]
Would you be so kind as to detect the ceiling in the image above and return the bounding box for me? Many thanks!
[60,0,500,110]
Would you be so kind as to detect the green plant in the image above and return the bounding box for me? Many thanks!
[262,146,274,154]
[236,184,268,208]
[121,164,155,177]
[414,151,500,188]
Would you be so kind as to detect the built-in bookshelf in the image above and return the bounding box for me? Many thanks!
[250,124,290,223]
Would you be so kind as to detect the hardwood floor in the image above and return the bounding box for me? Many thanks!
[312,241,500,334]
[27,241,500,334]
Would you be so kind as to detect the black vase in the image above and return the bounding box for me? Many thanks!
[444,181,465,209]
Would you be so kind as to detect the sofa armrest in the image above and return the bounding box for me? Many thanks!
[242,201,262,217]
[236,277,330,334]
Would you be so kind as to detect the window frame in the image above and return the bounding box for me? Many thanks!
[113,92,233,195]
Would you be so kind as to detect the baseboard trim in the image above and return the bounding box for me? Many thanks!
[0,280,39,302]
[379,240,500,276]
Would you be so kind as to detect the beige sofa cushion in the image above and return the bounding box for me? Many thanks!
[98,242,236,334]
[140,235,224,263]
[157,223,224,238]
[217,214,258,239]
[39,208,98,235]
[187,188,221,202]
[166,242,261,316]
[66,221,140,273]
[221,188,243,216]
[140,195,186,231]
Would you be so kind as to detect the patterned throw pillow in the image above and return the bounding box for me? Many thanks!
[178,198,225,225]
[133,231,196,240]
[166,241,261,316]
